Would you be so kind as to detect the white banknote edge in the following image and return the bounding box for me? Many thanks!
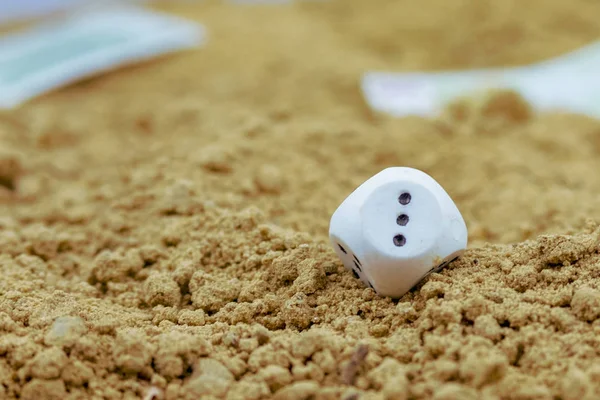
[0,0,155,25]
[362,71,600,119]
[0,0,87,25]
[362,40,600,119]
[0,6,205,109]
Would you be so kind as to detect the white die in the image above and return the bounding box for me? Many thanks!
[329,167,468,298]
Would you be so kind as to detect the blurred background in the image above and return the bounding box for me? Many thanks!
[1,0,600,246]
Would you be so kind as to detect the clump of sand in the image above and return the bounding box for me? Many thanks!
[2,0,600,399]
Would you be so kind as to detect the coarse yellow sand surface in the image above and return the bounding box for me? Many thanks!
[2,1,600,399]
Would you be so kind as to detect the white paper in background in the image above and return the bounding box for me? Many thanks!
[0,6,205,109]
[0,0,84,25]
[0,0,155,25]
[362,40,600,119]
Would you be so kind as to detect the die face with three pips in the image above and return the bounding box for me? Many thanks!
[329,167,468,298]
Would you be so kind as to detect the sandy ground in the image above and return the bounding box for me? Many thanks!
[2,0,600,399]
